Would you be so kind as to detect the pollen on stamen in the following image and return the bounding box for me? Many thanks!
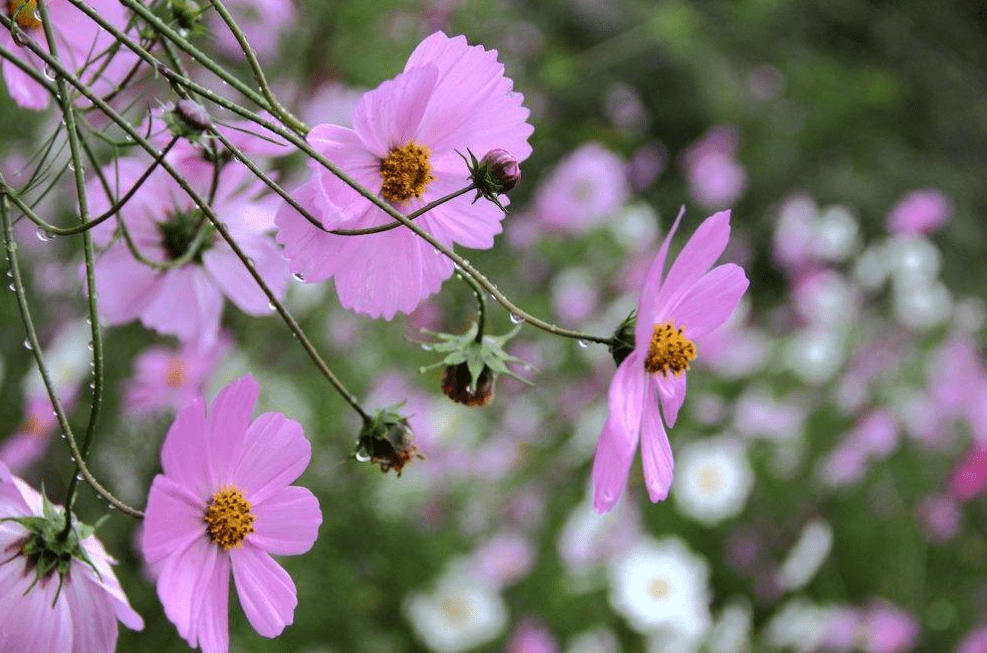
[380,142,434,204]
[164,357,185,388]
[643,321,697,377]
[7,0,42,31]
[204,485,255,551]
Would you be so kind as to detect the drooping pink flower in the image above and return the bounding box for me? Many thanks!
[534,142,629,234]
[275,31,533,319]
[0,461,144,652]
[142,375,322,653]
[592,210,749,512]
[1,0,138,109]
[123,336,229,416]
[886,189,953,235]
[88,149,289,347]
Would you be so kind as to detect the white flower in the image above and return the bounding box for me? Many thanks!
[24,319,91,396]
[673,438,754,525]
[813,205,859,262]
[775,519,834,591]
[706,600,753,653]
[608,537,711,638]
[405,568,508,653]
[785,328,846,384]
[567,628,621,653]
[763,599,829,653]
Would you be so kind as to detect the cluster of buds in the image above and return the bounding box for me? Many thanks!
[422,323,530,407]
[353,407,421,476]
[460,148,521,211]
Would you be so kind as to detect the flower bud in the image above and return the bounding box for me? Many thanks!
[354,408,421,476]
[480,149,520,193]
[442,362,496,407]
[164,100,212,143]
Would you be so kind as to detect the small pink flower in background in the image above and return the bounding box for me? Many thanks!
[124,336,230,416]
[886,189,953,235]
[142,375,322,653]
[506,621,559,653]
[0,392,60,473]
[682,126,747,210]
[534,142,628,234]
[276,31,533,319]
[469,531,535,589]
[916,494,961,543]
[861,602,919,653]
[210,0,295,61]
[818,411,899,487]
[592,210,749,512]
[88,150,290,347]
[825,607,863,652]
[956,625,987,653]
[628,142,667,191]
[0,461,144,651]
[949,444,987,502]
[1,0,138,109]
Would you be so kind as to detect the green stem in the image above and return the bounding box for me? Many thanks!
[1,197,144,519]
[458,271,486,343]
[330,184,478,236]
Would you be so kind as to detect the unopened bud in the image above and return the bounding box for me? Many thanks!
[354,408,421,476]
[480,149,520,193]
[441,362,495,407]
[174,99,211,132]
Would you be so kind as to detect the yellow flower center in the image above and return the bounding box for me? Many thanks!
[648,577,670,600]
[441,596,471,623]
[204,485,255,551]
[698,464,723,493]
[644,321,697,377]
[7,0,41,31]
[21,414,46,437]
[164,357,185,388]
[380,142,433,204]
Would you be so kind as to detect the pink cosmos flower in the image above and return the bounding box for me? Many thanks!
[533,142,629,234]
[862,602,919,653]
[88,151,289,347]
[0,461,144,652]
[142,375,322,653]
[592,210,749,513]
[275,31,533,319]
[1,0,137,109]
[123,336,229,416]
[682,126,747,210]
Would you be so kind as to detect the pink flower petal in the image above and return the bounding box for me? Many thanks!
[352,64,438,156]
[655,372,687,428]
[93,244,162,324]
[251,485,321,555]
[142,475,209,565]
[2,54,50,110]
[233,412,310,504]
[664,263,749,340]
[231,544,297,638]
[157,536,220,645]
[65,575,118,653]
[141,265,224,345]
[189,553,231,653]
[654,210,732,314]
[208,375,260,485]
[159,397,214,498]
[640,391,674,502]
[592,353,648,513]
[635,207,684,347]
[203,240,286,316]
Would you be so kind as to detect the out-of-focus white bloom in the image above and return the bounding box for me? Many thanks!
[763,599,830,653]
[732,389,806,442]
[610,202,659,251]
[608,537,711,639]
[559,496,639,578]
[853,244,890,290]
[785,328,846,384]
[567,628,621,653]
[952,297,987,334]
[405,569,508,653]
[673,438,754,525]
[706,600,753,653]
[886,235,941,284]
[24,319,91,396]
[551,267,599,324]
[795,271,861,330]
[645,629,703,653]
[892,280,951,330]
[776,519,834,591]
[814,205,859,262]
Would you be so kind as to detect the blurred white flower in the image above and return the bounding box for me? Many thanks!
[764,599,830,653]
[775,519,834,591]
[814,205,859,262]
[559,496,639,578]
[608,537,711,639]
[785,328,846,384]
[24,319,91,396]
[886,235,942,285]
[706,600,753,653]
[673,438,754,525]
[567,628,621,653]
[610,202,659,251]
[892,280,951,330]
[405,569,508,653]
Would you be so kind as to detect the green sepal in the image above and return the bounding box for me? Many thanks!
[419,323,532,394]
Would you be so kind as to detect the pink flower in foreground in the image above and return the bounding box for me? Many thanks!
[276,31,533,319]
[142,375,322,653]
[89,152,289,347]
[592,210,749,512]
[0,461,144,652]
[1,0,137,109]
